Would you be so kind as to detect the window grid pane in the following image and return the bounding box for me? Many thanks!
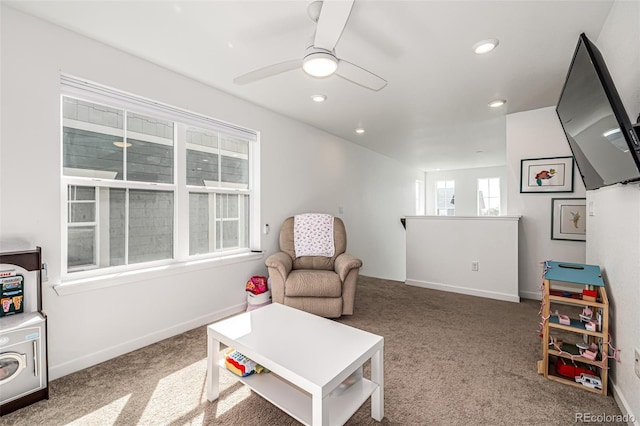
[67,227,96,268]
[128,189,174,264]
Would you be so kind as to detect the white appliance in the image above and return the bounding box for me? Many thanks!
[0,312,47,407]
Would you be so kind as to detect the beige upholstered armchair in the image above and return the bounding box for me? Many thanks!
[265,215,363,318]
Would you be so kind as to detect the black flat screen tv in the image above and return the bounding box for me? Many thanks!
[556,33,640,191]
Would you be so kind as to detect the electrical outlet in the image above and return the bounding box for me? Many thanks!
[635,348,640,379]
[471,261,479,272]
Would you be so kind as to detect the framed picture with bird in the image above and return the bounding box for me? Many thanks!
[520,156,574,193]
[551,197,586,241]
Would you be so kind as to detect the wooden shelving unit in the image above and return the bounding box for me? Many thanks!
[538,261,609,395]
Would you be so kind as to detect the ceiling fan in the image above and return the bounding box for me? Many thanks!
[233,0,387,91]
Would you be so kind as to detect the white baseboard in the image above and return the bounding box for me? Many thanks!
[519,290,541,301]
[405,279,520,303]
[610,380,639,425]
[49,303,246,380]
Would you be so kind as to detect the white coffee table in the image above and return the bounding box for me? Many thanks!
[206,303,384,426]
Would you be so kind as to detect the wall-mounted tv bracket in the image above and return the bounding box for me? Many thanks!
[632,120,640,148]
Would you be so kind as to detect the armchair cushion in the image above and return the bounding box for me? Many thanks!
[285,270,342,298]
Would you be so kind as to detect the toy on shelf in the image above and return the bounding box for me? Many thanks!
[224,348,268,377]
[585,321,598,332]
[582,289,597,302]
[575,373,602,390]
[579,307,593,322]
[580,343,599,361]
[557,314,571,326]
[549,336,563,349]
[556,357,594,379]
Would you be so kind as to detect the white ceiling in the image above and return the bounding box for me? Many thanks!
[7,0,614,171]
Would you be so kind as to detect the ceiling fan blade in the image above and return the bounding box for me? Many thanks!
[313,0,354,51]
[233,59,302,85]
[336,59,387,91]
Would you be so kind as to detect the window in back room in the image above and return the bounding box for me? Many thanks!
[478,177,500,216]
[435,180,455,216]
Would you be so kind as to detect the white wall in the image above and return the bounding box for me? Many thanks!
[0,6,419,379]
[426,165,508,216]
[506,107,586,300]
[589,0,640,421]
[405,216,520,302]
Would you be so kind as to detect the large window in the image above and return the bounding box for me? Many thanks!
[436,180,455,216]
[61,77,258,277]
[478,177,501,216]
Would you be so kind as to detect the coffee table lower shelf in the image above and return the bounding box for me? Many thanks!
[219,362,377,426]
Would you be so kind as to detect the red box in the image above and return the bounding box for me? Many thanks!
[582,289,597,302]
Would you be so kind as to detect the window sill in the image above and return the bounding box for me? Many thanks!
[53,251,264,296]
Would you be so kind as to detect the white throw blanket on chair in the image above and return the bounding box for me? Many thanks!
[293,213,335,257]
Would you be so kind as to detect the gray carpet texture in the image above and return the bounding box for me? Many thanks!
[1,276,626,425]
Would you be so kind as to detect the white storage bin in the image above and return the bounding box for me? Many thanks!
[246,290,271,311]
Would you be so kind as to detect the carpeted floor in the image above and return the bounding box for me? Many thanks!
[1,276,626,425]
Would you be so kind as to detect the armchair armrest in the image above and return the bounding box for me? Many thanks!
[265,251,293,281]
[334,253,363,282]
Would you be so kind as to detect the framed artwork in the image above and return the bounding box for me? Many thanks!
[551,198,586,241]
[520,156,574,193]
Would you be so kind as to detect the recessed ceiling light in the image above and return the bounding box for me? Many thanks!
[311,94,327,102]
[355,128,365,134]
[488,99,506,108]
[473,38,499,54]
[113,141,132,148]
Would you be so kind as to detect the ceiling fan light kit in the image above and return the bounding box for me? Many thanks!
[303,50,338,77]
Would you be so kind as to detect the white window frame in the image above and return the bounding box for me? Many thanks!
[60,75,260,282]
[477,177,501,216]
